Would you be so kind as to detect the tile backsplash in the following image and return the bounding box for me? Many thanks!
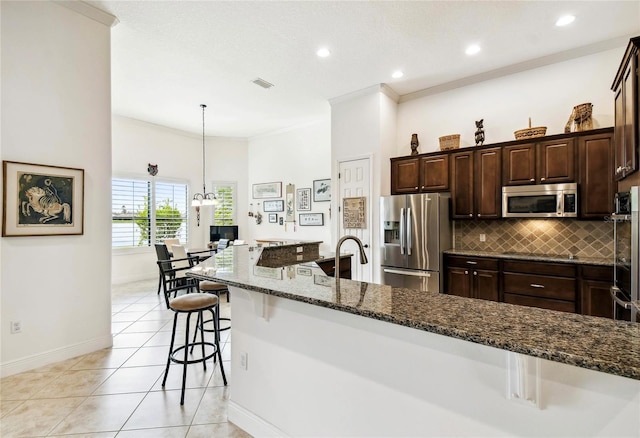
[454,219,613,259]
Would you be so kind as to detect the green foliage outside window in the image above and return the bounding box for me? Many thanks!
[135,198,184,245]
[214,186,234,225]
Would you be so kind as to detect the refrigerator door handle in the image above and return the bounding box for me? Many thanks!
[383,268,431,277]
[407,207,412,256]
[400,208,405,255]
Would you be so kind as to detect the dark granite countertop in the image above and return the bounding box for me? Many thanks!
[188,246,639,381]
[444,249,613,266]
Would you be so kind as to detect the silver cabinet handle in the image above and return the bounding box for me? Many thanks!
[530,178,535,182]
[530,284,545,288]
[473,271,477,276]
[541,177,546,182]
[466,261,478,265]
[469,214,473,217]
[414,186,418,190]
[464,270,469,274]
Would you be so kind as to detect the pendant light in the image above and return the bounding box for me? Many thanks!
[192,103,217,226]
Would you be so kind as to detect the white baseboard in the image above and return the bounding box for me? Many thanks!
[111,273,155,285]
[0,334,113,378]
[228,400,287,438]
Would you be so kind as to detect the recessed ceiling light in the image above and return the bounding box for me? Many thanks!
[556,15,575,26]
[392,70,404,79]
[465,44,481,56]
[317,48,331,58]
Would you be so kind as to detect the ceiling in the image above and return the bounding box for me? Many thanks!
[86,1,640,138]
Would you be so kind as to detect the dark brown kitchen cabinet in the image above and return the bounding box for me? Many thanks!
[391,157,419,194]
[451,148,501,219]
[578,130,615,219]
[611,36,639,180]
[502,260,576,313]
[445,256,499,302]
[419,154,449,191]
[502,139,575,185]
[475,147,502,219]
[578,265,614,319]
[450,151,474,218]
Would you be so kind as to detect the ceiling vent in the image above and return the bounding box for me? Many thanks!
[252,78,274,89]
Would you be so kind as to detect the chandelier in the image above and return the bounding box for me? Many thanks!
[191,103,217,226]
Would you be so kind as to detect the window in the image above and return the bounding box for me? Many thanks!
[112,177,189,248]
[211,182,236,226]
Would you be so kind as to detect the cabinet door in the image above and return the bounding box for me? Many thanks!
[473,269,499,301]
[537,138,576,183]
[391,157,419,194]
[578,132,614,218]
[446,267,471,298]
[450,151,474,219]
[419,154,449,192]
[622,60,638,178]
[614,84,626,180]
[502,143,536,185]
[580,280,614,319]
[475,147,501,219]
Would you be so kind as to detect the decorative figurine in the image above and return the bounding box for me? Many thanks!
[565,103,593,133]
[410,133,419,155]
[147,163,158,176]
[474,120,485,146]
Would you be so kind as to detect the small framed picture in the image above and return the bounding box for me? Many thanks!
[297,267,312,276]
[2,161,85,236]
[299,212,324,226]
[263,199,284,212]
[296,188,311,211]
[252,181,282,199]
[268,213,277,223]
[313,179,331,202]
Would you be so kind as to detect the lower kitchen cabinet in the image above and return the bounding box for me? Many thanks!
[579,265,614,318]
[445,255,499,301]
[502,260,576,313]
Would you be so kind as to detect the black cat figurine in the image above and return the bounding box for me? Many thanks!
[474,120,485,146]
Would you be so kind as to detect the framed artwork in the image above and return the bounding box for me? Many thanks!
[297,267,312,276]
[313,179,331,202]
[252,181,282,199]
[343,196,367,229]
[268,213,278,223]
[285,183,295,222]
[296,188,311,211]
[263,199,284,212]
[2,161,84,237]
[299,212,324,226]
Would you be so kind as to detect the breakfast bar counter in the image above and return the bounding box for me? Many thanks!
[188,245,640,437]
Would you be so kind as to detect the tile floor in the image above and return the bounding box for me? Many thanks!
[0,279,250,438]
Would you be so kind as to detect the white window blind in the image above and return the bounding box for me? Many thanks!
[112,178,189,248]
[212,182,236,225]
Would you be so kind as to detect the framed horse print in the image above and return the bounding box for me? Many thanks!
[2,161,85,236]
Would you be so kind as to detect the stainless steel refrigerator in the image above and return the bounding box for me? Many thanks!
[380,193,452,293]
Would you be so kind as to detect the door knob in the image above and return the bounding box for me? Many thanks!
[364,244,369,248]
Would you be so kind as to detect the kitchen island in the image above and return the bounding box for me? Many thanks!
[188,245,640,437]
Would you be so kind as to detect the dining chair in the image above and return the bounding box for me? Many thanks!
[154,243,172,295]
[156,255,199,309]
[163,238,180,256]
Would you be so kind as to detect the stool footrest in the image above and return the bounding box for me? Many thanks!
[169,342,217,365]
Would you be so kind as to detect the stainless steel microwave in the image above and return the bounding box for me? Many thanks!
[502,183,578,218]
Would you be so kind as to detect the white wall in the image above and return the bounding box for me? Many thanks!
[1,1,114,376]
[396,47,624,156]
[247,119,332,252]
[111,116,249,284]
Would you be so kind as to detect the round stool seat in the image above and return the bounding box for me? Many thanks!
[169,293,218,312]
[199,280,227,292]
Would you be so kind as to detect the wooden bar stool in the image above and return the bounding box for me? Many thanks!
[162,293,227,405]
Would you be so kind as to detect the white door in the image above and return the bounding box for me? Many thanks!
[338,157,372,281]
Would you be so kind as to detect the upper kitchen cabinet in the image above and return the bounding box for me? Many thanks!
[502,139,575,186]
[450,147,501,219]
[391,156,419,194]
[390,154,449,194]
[578,129,614,218]
[611,36,639,181]
[419,154,449,192]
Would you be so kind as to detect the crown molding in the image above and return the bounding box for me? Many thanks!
[54,1,119,27]
[329,83,400,106]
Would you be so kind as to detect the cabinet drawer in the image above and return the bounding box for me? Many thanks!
[445,256,499,270]
[503,272,575,301]
[503,260,575,277]
[504,293,576,313]
[579,265,613,282]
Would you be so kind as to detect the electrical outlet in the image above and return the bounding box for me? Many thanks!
[10,321,22,334]
[240,352,248,370]
[479,234,486,242]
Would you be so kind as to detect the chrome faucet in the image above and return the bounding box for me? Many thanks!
[335,235,368,279]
